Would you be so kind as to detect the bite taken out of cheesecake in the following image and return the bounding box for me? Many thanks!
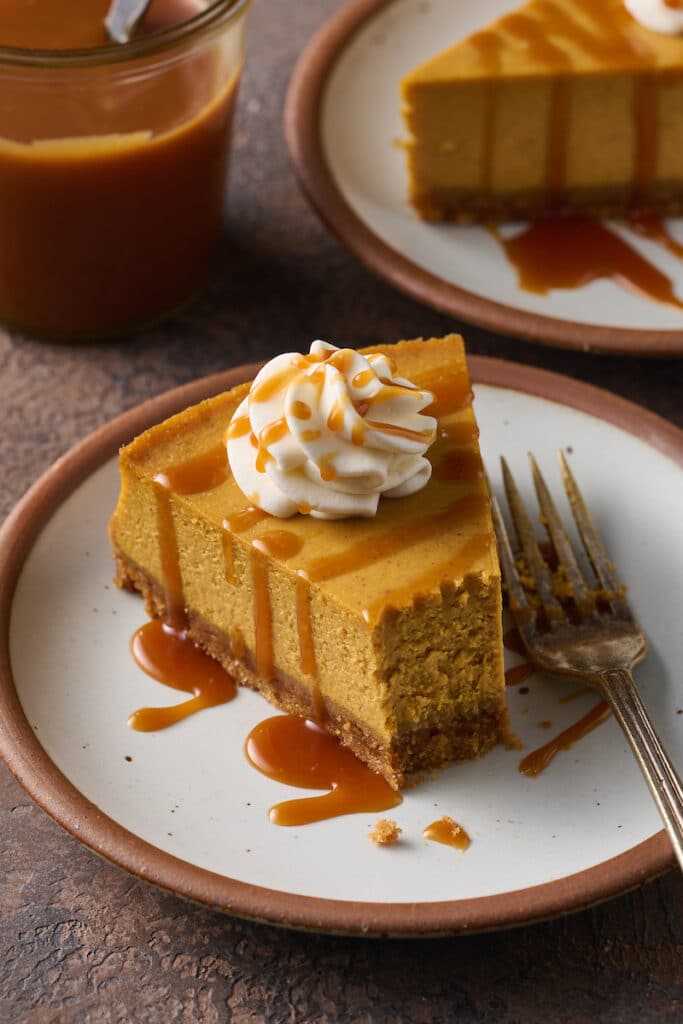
[401,0,683,223]
[110,335,507,789]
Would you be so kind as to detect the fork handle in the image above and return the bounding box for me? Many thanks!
[600,668,683,871]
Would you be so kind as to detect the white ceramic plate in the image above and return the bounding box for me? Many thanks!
[0,359,681,935]
[285,0,683,354]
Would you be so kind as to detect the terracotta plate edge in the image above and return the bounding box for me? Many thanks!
[283,0,683,358]
[0,356,679,937]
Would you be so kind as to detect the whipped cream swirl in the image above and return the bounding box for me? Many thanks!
[226,341,437,519]
[625,0,683,34]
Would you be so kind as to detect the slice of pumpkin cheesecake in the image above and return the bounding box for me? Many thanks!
[401,0,683,222]
[110,335,507,788]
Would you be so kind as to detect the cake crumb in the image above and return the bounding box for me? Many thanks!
[369,818,402,846]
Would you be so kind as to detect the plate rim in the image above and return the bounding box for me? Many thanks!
[0,355,680,937]
[283,0,683,358]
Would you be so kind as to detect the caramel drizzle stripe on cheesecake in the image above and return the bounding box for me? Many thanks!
[154,443,231,495]
[633,74,659,204]
[503,13,571,200]
[153,480,187,631]
[251,548,274,681]
[299,493,489,585]
[361,530,493,625]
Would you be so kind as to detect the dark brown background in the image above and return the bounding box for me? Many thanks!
[1,1,682,1020]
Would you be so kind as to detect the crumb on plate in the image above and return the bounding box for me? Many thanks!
[369,818,402,846]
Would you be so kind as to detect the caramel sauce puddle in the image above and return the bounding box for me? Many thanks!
[245,716,401,825]
[423,816,471,852]
[492,215,683,312]
[129,619,237,731]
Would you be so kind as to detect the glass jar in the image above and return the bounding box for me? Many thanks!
[0,0,252,339]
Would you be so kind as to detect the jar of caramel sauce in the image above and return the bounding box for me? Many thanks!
[0,0,251,338]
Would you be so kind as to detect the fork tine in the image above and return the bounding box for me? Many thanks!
[529,454,595,617]
[501,457,564,621]
[490,494,532,619]
[559,452,632,619]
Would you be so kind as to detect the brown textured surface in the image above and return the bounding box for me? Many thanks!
[1,0,682,1019]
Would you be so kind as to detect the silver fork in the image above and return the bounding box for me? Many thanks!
[492,451,683,870]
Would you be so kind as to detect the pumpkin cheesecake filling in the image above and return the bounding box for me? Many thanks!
[110,335,507,789]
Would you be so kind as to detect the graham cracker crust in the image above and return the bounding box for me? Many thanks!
[113,545,506,790]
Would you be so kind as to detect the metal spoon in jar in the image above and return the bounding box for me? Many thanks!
[105,0,151,43]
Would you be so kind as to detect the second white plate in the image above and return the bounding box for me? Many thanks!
[286,0,683,354]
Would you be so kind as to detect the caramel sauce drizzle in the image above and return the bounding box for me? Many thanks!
[519,699,612,777]
[434,448,484,483]
[505,662,536,688]
[439,420,478,444]
[629,211,683,257]
[252,530,303,559]
[251,549,274,681]
[245,715,401,825]
[365,419,434,443]
[290,400,312,419]
[362,530,491,624]
[423,816,472,851]
[299,494,488,584]
[129,619,237,731]
[416,375,472,419]
[154,443,230,495]
[152,481,186,630]
[493,216,683,311]
[226,414,250,440]
[255,417,288,473]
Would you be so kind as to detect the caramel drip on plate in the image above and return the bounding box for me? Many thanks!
[129,619,237,731]
[423,816,471,852]
[519,699,611,776]
[629,211,683,257]
[493,217,683,310]
[503,626,526,656]
[505,662,536,687]
[244,716,401,825]
[300,494,488,583]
